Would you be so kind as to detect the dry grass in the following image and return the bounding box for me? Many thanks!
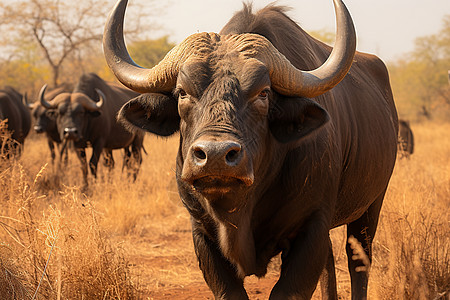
[0,244,30,299]
[368,121,450,299]
[0,121,448,299]
[0,126,141,298]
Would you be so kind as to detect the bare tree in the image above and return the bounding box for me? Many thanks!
[0,0,161,88]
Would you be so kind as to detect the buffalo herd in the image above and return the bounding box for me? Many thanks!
[0,0,415,298]
[0,72,145,186]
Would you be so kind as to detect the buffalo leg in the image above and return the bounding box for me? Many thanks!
[103,149,115,171]
[319,236,338,300]
[191,219,249,300]
[270,210,330,300]
[123,135,143,181]
[122,146,132,173]
[62,143,69,167]
[346,191,385,300]
[59,139,69,168]
[130,141,143,181]
[48,139,56,163]
[89,142,105,178]
[75,148,88,187]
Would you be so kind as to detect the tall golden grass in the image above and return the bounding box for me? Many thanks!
[0,120,448,299]
[368,122,450,299]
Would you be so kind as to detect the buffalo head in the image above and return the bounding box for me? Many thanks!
[28,101,56,134]
[39,85,105,142]
[28,86,69,136]
[104,0,355,218]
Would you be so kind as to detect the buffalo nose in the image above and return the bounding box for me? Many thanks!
[64,127,78,139]
[34,125,43,133]
[192,141,243,167]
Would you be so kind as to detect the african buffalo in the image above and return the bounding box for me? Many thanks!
[29,85,133,171]
[39,73,144,186]
[28,85,71,164]
[0,86,31,157]
[104,0,398,299]
[398,119,414,158]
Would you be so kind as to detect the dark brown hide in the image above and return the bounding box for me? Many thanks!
[398,119,414,158]
[40,73,144,185]
[29,85,71,163]
[104,1,398,299]
[0,86,31,157]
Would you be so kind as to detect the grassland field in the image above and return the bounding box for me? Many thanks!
[0,120,448,299]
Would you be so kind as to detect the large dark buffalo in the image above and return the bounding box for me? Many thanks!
[0,86,31,157]
[28,85,71,163]
[104,0,398,299]
[39,73,144,185]
[398,119,414,158]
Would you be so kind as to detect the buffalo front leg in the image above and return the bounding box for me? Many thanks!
[122,146,131,172]
[319,235,338,300]
[270,211,331,300]
[346,191,385,300]
[130,142,143,181]
[191,219,249,300]
[89,141,105,178]
[75,148,88,187]
[102,149,115,171]
[123,135,143,181]
[59,139,69,168]
[48,139,56,163]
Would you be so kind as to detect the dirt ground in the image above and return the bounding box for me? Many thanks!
[123,212,280,299]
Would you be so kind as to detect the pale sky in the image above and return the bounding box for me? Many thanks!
[153,0,450,63]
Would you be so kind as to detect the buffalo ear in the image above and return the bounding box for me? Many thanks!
[269,97,329,143]
[118,93,180,137]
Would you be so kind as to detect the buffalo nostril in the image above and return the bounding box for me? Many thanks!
[191,140,243,167]
[193,146,207,162]
[225,149,240,164]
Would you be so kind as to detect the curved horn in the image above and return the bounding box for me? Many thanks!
[39,84,56,109]
[104,0,355,97]
[22,92,32,109]
[252,0,356,97]
[103,0,212,93]
[94,89,105,109]
[79,91,103,111]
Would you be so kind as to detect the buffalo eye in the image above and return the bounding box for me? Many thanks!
[176,88,194,118]
[45,110,57,119]
[252,88,270,115]
[178,88,188,99]
[258,89,269,99]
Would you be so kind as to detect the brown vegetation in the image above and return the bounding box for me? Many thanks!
[0,120,449,299]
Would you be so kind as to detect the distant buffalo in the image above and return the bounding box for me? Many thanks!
[28,85,71,164]
[398,119,414,158]
[39,73,144,186]
[0,86,31,157]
